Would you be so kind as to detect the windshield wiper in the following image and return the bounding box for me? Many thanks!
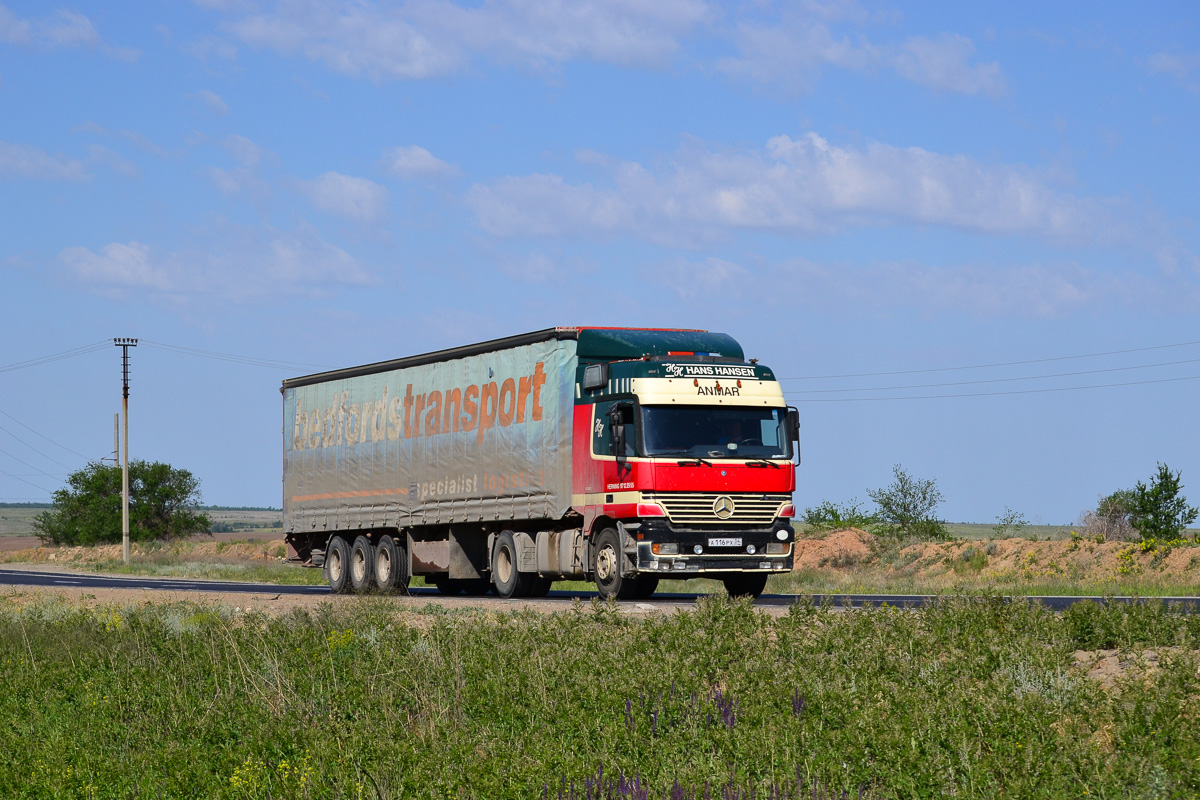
[676,457,713,467]
[746,459,781,469]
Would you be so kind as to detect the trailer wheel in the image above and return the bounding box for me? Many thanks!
[349,535,374,593]
[592,528,636,601]
[374,535,410,594]
[492,531,532,599]
[722,573,768,599]
[326,536,352,594]
[634,576,659,600]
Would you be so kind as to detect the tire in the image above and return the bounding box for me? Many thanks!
[349,535,375,594]
[634,576,659,600]
[528,577,553,597]
[592,527,636,600]
[723,573,769,599]
[325,536,352,594]
[492,531,532,599]
[374,535,410,594]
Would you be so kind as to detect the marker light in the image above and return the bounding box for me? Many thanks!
[778,504,795,518]
[637,502,667,517]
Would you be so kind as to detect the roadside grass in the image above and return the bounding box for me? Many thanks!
[1,595,1197,798]
[78,559,328,586]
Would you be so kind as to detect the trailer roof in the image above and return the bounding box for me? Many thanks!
[280,326,744,389]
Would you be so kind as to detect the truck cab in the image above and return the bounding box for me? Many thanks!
[568,328,798,599]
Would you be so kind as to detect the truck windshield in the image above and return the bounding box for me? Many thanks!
[640,406,791,460]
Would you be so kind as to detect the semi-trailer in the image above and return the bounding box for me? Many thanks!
[281,326,799,599]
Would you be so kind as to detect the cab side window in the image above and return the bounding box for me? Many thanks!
[591,401,636,457]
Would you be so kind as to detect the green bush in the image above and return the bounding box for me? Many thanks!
[867,465,949,540]
[801,499,879,533]
[32,461,210,546]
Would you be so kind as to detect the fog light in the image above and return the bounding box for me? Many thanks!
[759,561,771,569]
[746,544,757,555]
[693,544,703,555]
[674,561,686,570]
[775,529,788,541]
[765,543,786,555]
[651,542,678,555]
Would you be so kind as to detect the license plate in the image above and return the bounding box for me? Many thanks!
[708,537,742,547]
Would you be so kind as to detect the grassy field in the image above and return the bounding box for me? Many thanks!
[0,595,1197,798]
[0,505,282,538]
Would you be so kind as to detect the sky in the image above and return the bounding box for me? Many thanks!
[1,0,1198,524]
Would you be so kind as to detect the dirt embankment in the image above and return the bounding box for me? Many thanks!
[793,528,1200,585]
[0,537,288,565]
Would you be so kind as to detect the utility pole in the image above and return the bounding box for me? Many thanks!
[114,338,137,565]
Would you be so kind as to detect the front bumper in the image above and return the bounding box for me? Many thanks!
[625,518,794,575]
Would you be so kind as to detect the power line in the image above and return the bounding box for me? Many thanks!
[140,340,331,371]
[0,466,52,494]
[0,410,93,460]
[790,357,1200,395]
[793,373,1200,402]
[0,423,76,470]
[781,338,1200,381]
[0,341,110,375]
[0,445,67,482]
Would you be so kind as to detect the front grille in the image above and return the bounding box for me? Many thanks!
[648,493,789,526]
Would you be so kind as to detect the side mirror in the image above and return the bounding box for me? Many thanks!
[787,408,800,443]
[609,404,633,469]
[583,363,609,391]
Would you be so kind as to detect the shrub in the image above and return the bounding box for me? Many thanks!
[801,499,878,533]
[1128,463,1199,542]
[867,465,949,540]
[33,461,210,546]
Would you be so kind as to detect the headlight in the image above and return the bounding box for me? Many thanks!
[651,542,678,555]
[765,543,787,555]
[693,544,703,555]
[746,544,757,555]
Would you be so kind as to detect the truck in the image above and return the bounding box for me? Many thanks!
[281,326,799,600]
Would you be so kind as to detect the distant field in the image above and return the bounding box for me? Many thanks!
[0,505,281,538]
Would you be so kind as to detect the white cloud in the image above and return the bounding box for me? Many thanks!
[718,12,1003,96]
[382,144,456,179]
[298,171,389,222]
[207,166,270,197]
[85,144,139,177]
[219,0,711,79]
[777,259,1200,318]
[222,134,267,167]
[658,256,750,299]
[58,224,371,301]
[1147,51,1200,85]
[75,121,170,158]
[467,132,1118,246]
[197,89,230,116]
[0,4,137,59]
[894,33,1005,95]
[0,140,89,181]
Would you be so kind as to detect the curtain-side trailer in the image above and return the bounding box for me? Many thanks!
[282,326,799,599]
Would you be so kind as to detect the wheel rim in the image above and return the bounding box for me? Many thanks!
[376,547,391,584]
[352,547,367,583]
[329,548,343,583]
[595,544,618,584]
[497,546,513,585]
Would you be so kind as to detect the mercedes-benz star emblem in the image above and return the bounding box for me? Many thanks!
[713,496,735,519]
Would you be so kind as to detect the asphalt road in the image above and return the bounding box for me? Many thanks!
[2,568,1198,611]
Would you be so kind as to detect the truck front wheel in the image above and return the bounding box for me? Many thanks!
[722,573,768,599]
[593,528,636,601]
[326,536,352,594]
